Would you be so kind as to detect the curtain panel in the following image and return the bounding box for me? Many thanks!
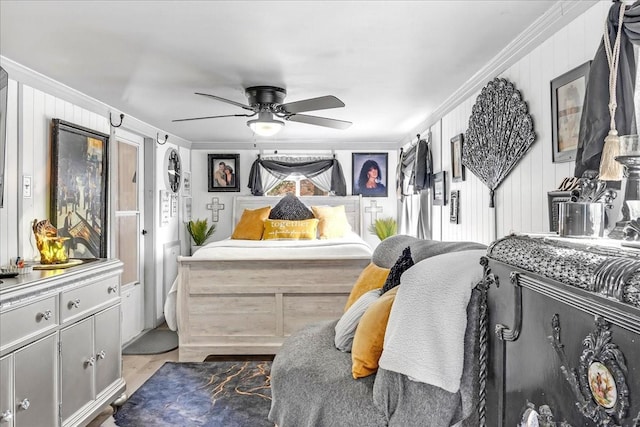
[397,134,433,239]
[575,0,640,176]
[248,158,347,196]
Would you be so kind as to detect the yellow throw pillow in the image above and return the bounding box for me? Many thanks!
[231,206,271,240]
[263,219,319,240]
[344,262,390,312]
[311,205,351,239]
[351,287,398,379]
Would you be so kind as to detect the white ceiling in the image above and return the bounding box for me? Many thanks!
[1,1,572,147]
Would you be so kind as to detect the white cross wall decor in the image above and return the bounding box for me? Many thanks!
[206,197,225,222]
[365,200,383,223]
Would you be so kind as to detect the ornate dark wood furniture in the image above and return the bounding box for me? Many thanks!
[484,234,640,426]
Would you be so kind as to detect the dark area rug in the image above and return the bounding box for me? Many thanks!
[114,361,273,427]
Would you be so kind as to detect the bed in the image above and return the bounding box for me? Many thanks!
[174,195,373,362]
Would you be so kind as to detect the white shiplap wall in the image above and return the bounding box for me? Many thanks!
[433,1,608,245]
[17,85,110,261]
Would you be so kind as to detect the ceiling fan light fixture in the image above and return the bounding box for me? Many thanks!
[247,112,284,137]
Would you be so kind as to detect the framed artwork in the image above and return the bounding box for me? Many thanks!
[352,152,388,197]
[551,61,591,163]
[159,190,170,226]
[51,119,109,258]
[182,171,192,196]
[450,190,460,223]
[208,154,240,192]
[433,171,447,206]
[450,134,465,182]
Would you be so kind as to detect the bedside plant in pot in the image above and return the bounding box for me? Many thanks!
[186,218,216,255]
[368,217,397,241]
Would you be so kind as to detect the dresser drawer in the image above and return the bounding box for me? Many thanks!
[60,275,119,323]
[0,296,58,352]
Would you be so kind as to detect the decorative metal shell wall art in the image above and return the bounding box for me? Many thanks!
[463,78,536,207]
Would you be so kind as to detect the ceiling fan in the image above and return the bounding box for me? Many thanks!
[173,86,352,136]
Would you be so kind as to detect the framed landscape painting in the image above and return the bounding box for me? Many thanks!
[208,154,240,192]
[51,119,109,258]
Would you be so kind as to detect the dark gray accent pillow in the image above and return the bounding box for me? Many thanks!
[269,194,314,220]
[381,246,414,294]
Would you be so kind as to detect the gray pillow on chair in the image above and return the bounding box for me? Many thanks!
[334,288,382,352]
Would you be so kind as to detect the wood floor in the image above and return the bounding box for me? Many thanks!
[87,348,179,426]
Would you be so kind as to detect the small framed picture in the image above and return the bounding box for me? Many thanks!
[450,134,465,182]
[551,61,591,163]
[433,171,447,206]
[352,152,388,197]
[450,190,460,223]
[182,171,191,196]
[208,154,240,192]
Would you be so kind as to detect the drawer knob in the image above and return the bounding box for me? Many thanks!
[85,356,96,367]
[0,409,13,422]
[69,299,81,309]
[108,285,118,294]
[97,350,106,360]
[39,309,52,321]
[18,399,30,411]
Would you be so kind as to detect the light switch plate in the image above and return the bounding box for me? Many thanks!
[23,175,32,198]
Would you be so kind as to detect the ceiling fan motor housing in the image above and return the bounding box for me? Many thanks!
[245,86,287,108]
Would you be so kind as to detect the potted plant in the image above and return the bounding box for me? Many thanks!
[186,218,216,255]
[368,217,397,241]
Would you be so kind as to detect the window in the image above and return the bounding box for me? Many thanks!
[267,176,328,196]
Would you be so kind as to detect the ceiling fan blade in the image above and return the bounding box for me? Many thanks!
[172,113,255,123]
[286,114,352,130]
[195,92,254,111]
[280,95,345,114]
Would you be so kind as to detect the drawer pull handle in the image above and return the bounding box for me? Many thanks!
[108,285,118,294]
[69,299,81,309]
[97,350,106,359]
[85,356,96,367]
[39,309,52,321]
[18,399,30,411]
[0,409,13,422]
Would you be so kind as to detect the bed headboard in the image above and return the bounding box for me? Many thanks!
[232,195,364,237]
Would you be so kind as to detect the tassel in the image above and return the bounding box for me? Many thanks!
[599,129,623,181]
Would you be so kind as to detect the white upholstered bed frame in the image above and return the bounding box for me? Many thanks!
[176,195,371,362]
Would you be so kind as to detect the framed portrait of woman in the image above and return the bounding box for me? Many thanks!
[208,154,240,192]
[551,61,590,163]
[352,152,388,197]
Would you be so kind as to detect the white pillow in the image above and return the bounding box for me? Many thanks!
[334,288,381,352]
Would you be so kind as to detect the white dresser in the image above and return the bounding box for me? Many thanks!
[0,259,125,427]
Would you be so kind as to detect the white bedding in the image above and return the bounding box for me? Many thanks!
[191,231,372,260]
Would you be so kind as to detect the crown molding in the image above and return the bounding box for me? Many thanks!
[0,55,192,149]
[401,0,601,146]
[190,141,398,151]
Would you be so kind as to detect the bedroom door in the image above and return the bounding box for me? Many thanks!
[114,131,145,345]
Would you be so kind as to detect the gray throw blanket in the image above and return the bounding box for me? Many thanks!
[268,290,482,427]
[268,319,387,427]
[372,235,487,268]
